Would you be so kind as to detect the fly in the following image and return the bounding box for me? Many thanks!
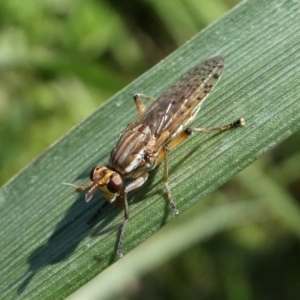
[73,56,245,257]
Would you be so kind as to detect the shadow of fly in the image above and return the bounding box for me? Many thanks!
[72,56,245,257]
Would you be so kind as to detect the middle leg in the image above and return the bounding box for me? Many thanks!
[133,93,156,115]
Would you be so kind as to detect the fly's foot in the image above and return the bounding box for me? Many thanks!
[170,202,179,215]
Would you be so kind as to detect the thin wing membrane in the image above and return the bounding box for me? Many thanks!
[128,56,225,145]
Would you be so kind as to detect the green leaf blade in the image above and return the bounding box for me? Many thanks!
[1,0,300,299]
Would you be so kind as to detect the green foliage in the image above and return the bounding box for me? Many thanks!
[0,0,235,185]
[1,0,300,299]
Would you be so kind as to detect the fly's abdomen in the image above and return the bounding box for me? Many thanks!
[109,124,152,175]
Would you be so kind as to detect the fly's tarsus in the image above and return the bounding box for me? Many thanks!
[187,117,245,134]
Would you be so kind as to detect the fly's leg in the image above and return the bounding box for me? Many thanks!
[187,117,245,134]
[117,173,149,257]
[116,117,244,256]
[161,147,179,215]
[156,142,186,215]
[156,117,245,214]
[164,117,245,152]
[133,93,155,115]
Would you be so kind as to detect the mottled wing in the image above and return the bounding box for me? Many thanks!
[128,56,225,145]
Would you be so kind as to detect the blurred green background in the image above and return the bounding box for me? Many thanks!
[0,0,239,185]
[1,0,300,299]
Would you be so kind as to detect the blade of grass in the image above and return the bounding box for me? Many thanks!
[68,200,271,300]
[1,0,300,299]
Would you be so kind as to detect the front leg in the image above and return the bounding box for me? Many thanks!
[117,172,149,257]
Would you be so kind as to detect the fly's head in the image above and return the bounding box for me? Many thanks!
[75,164,123,203]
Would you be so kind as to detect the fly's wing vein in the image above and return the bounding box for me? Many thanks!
[128,56,225,145]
